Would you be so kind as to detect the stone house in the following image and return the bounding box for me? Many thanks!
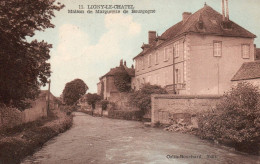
[132,3,257,95]
[97,60,135,100]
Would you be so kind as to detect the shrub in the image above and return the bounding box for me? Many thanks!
[197,82,260,154]
[60,105,78,115]
[129,84,167,112]
[100,100,109,110]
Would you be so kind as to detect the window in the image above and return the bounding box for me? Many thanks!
[148,54,152,67]
[136,60,138,71]
[164,71,168,86]
[183,61,187,83]
[164,47,171,61]
[142,57,144,69]
[242,44,250,59]
[175,69,181,84]
[174,42,180,58]
[147,76,151,84]
[156,75,160,85]
[155,52,159,65]
[213,41,222,57]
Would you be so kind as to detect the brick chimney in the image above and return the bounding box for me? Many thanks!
[182,12,192,23]
[148,31,156,44]
[225,0,229,21]
[120,59,123,66]
[222,0,225,21]
[124,61,126,66]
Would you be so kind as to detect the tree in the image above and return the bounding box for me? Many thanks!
[0,0,64,110]
[62,79,88,105]
[114,71,131,92]
[86,93,101,109]
[129,84,167,112]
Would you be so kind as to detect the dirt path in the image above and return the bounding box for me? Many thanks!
[22,112,260,164]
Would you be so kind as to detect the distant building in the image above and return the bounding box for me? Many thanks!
[132,2,256,95]
[256,48,260,60]
[231,61,260,87]
[97,60,135,100]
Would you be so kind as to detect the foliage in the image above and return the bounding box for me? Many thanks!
[86,93,101,109]
[197,82,260,154]
[100,100,109,110]
[0,0,64,110]
[129,84,167,112]
[62,79,88,105]
[114,71,131,92]
[108,110,143,121]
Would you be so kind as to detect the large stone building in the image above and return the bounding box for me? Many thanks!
[132,3,257,95]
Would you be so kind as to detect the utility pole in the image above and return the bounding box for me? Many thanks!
[47,79,51,116]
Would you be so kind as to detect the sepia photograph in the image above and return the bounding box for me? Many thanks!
[0,0,260,163]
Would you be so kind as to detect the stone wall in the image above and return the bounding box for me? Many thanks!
[109,92,138,111]
[22,98,47,123]
[0,92,58,130]
[151,94,221,124]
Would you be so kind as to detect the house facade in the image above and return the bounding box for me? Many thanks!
[132,3,256,95]
[97,60,135,100]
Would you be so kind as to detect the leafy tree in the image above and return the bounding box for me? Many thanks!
[114,71,131,92]
[62,79,88,105]
[86,93,101,109]
[0,0,64,110]
[129,84,167,112]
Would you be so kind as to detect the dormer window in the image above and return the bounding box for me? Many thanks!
[242,44,250,59]
[213,41,222,57]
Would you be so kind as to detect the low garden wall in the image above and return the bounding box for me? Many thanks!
[151,94,221,125]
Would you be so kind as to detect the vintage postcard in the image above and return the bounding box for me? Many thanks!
[1,0,260,163]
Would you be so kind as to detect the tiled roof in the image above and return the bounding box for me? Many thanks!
[100,65,135,79]
[231,61,260,81]
[133,4,256,60]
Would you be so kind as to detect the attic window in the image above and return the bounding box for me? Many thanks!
[210,19,217,25]
[198,21,203,29]
[221,21,232,30]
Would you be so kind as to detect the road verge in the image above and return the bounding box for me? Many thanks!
[0,111,73,164]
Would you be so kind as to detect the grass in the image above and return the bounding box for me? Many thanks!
[0,111,73,164]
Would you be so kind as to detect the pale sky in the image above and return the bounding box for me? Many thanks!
[32,0,260,97]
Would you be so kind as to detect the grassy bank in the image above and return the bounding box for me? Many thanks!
[0,111,73,164]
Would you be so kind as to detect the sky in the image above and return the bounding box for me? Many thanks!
[32,0,260,97]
